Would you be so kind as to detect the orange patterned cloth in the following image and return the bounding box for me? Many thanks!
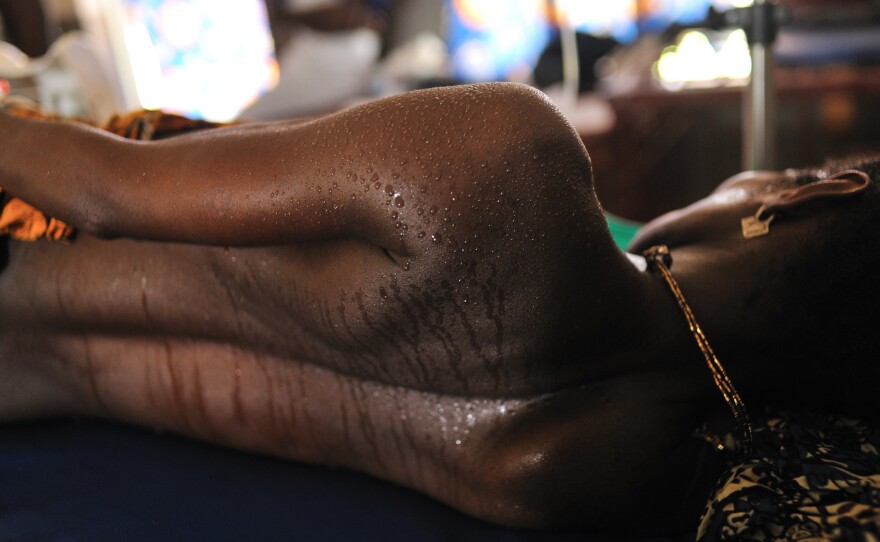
[0,195,76,241]
[0,103,68,241]
[0,104,220,242]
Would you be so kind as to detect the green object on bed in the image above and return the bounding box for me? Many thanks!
[606,213,643,250]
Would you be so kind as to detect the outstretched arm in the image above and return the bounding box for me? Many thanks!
[0,102,403,252]
[0,83,586,257]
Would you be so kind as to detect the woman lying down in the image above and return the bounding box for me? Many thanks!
[1,83,878,539]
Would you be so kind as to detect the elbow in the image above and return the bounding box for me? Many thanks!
[474,83,595,197]
[76,171,135,239]
[467,449,563,529]
[459,432,596,530]
[77,207,115,238]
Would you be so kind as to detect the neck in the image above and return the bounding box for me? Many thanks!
[561,246,701,387]
[650,242,779,412]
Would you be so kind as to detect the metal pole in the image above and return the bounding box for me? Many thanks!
[745,40,776,170]
[547,0,580,115]
[743,0,778,171]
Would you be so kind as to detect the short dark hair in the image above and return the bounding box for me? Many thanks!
[793,153,880,187]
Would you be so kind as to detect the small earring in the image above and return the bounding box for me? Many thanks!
[741,204,775,239]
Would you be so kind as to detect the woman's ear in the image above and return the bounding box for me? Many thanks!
[762,170,871,215]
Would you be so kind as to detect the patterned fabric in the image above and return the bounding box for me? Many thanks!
[103,109,221,140]
[697,411,880,541]
[0,196,75,241]
[0,104,221,242]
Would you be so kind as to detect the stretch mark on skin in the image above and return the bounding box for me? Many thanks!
[443,279,494,389]
[142,353,158,410]
[191,360,223,439]
[335,293,384,373]
[351,381,388,474]
[377,387,411,481]
[337,376,354,457]
[403,286,468,392]
[388,278,432,387]
[140,274,152,328]
[81,335,109,415]
[427,399,455,506]
[391,392,426,488]
[481,263,510,386]
[209,256,247,343]
[53,260,70,321]
[252,351,279,442]
[353,290,397,382]
[271,280,338,372]
[273,281,311,361]
[231,359,246,424]
[296,367,319,454]
[163,338,194,432]
[375,285,424,385]
[277,360,302,457]
[318,295,367,380]
[317,294,333,335]
[190,360,216,439]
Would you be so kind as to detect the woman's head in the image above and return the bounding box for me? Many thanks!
[630,156,877,254]
[631,154,880,418]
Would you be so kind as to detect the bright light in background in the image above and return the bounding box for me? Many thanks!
[453,0,515,28]
[122,0,278,121]
[715,0,755,7]
[651,0,755,89]
[655,28,751,89]
[555,0,638,43]
[123,20,164,110]
[448,0,550,82]
[446,0,641,81]
[556,0,753,42]
[446,0,757,85]
[717,28,752,78]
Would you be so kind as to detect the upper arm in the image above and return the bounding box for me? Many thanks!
[1,108,400,251]
[1,83,602,259]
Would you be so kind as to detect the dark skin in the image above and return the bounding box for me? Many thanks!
[0,83,871,533]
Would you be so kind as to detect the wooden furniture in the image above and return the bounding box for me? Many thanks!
[582,65,880,223]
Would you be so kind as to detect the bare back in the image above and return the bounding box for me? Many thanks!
[0,84,718,532]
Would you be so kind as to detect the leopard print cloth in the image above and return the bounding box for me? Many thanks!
[698,411,880,541]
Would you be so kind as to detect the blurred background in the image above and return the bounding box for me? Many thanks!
[2,0,880,222]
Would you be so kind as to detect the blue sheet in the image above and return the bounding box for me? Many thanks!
[0,419,687,542]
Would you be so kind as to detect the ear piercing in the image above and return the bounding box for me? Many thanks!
[741,205,775,239]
